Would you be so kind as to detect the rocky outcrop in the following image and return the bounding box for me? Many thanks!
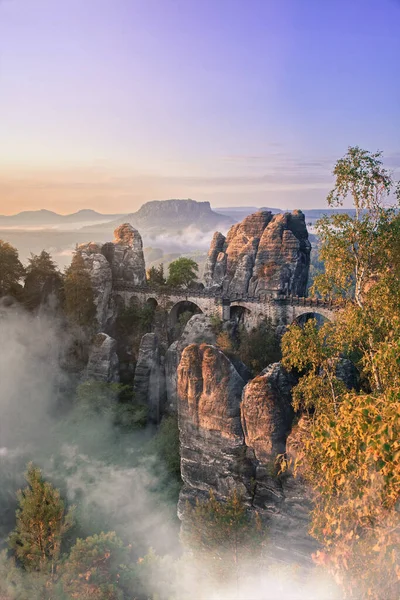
[77,242,113,329]
[204,210,311,297]
[86,333,119,383]
[133,333,165,422]
[241,363,317,562]
[249,211,311,296]
[241,363,296,462]
[203,232,227,290]
[165,314,218,412]
[177,344,253,514]
[76,224,146,330]
[107,223,146,285]
[178,356,318,564]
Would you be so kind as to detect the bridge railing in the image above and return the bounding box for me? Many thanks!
[112,280,340,309]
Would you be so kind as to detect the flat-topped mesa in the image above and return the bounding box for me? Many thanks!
[204,210,311,297]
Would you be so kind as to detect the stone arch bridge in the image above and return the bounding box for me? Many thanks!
[113,281,339,331]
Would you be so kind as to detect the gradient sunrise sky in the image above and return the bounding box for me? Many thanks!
[0,0,399,214]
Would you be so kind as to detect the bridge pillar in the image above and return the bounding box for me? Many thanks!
[222,299,231,321]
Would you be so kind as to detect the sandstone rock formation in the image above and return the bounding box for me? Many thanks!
[177,344,253,515]
[133,333,165,422]
[108,223,146,285]
[165,314,218,412]
[241,363,317,562]
[77,242,113,329]
[204,210,311,297]
[241,363,296,462]
[86,333,119,383]
[76,223,146,330]
[177,354,318,563]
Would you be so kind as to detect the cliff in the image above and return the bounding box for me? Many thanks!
[177,348,318,563]
[77,223,146,329]
[177,344,254,513]
[204,210,311,297]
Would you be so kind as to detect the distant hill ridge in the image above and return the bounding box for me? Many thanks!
[0,208,123,226]
[0,200,361,231]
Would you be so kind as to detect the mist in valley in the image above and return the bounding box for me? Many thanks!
[0,302,342,599]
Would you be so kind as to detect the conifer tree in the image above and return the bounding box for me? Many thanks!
[8,463,74,575]
[64,251,96,327]
[0,240,25,298]
[60,531,132,599]
[146,263,166,286]
[23,250,61,310]
[182,490,263,583]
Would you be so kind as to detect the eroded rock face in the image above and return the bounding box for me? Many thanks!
[165,314,218,412]
[178,354,318,564]
[76,224,146,330]
[204,210,311,297]
[241,363,296,462]
[109,224,146,285]
[133,333,165,422]
[204,232,228,290]
[77,243,113,329]
[177,344,253,514]
[86,333,119,383]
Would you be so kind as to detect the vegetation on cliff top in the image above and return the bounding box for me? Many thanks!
[282,146,400,600]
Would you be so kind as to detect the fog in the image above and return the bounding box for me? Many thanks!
[0,304,341,599]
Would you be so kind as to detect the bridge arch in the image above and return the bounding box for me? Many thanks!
[146,297,158,310]
[230,304,251,326]
[169,300,203,329]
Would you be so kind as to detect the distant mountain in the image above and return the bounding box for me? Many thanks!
[0,209,124,227]
[83,199,234,234]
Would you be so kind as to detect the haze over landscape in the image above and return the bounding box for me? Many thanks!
[1,0,399,215]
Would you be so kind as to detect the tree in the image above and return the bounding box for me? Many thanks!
[76,381,148,429]
[60,531,132,599]
[0,240,25,298]
[237,318,281,375]
[146,263,166,287]
[167,257,199,289]
[64,252,96,327]
[281,147,400,599]
[312,146,398,308]
[23,250,61,310]
[182,491,262,584]
[8,463,74,575]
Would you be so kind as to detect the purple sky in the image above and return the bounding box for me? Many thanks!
[0,0,399,213]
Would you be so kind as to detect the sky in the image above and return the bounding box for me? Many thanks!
[0,0,399,214]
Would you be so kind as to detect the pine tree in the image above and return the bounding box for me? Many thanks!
[146,263,166,287]
[0,240,25,298]
[8,463,74,575]
[182,490,263,583]
[23,250,61,310]
[60,531,132,599]
[64,252,96,327]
